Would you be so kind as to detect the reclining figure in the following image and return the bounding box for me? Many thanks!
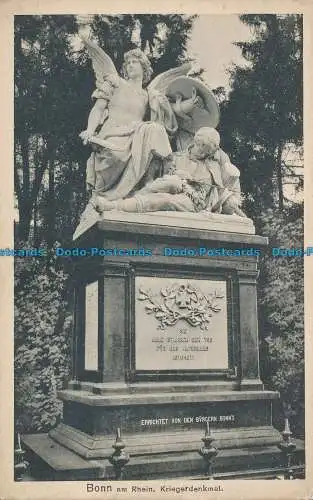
[92,127,245,217]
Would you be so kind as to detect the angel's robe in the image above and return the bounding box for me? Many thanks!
[86,77,178,200]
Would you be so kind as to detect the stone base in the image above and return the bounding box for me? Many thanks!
[22,431,305,481]
[49,422,281,459]
[21,384,306,481]
[53,386,278,444]
[73,210,255,240]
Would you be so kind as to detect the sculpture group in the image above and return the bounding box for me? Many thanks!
[79,34,245,219]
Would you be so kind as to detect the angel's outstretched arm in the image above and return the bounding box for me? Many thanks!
[80,35,119,88]
[80,99,108,145]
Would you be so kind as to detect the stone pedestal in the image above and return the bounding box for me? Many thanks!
[22,213,304,480]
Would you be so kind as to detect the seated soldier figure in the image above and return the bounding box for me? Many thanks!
[92,127,245,217]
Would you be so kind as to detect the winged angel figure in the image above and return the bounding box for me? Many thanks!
[79,36,220,203]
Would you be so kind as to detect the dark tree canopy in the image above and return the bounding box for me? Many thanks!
[218,14,303,216]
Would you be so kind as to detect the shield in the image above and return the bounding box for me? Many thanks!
[165,76,220,134]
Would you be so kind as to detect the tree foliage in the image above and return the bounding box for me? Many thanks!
[217,15,304,435]
[14,245,72,432]
[258,207,304,435]
[14,15,86,243]
[91,14,194,75]
[219,14,303,216]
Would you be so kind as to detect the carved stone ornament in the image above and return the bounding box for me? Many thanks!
[137,282,224,330]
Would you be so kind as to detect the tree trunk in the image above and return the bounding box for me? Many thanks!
[33,197,39,247]
[17,134,32,241]
[15,136,51,242]
[276,143,284,211]
[47,151,55,249]
[17,209,33,242]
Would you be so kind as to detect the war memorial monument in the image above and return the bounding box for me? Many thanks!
[22,28,304,481]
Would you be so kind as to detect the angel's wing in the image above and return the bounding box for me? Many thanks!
[147,62,192,94]
[81,35,119,89]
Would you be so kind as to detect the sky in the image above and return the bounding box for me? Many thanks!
[188,15,252,90]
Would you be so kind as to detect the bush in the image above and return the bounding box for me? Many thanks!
[14,243,72,433]
[258,207,304,436]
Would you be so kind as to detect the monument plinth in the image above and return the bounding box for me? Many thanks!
[23,212,299,480]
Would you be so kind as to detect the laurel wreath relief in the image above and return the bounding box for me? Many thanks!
[137,282,224,330]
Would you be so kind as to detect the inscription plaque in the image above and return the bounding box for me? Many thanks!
[135,277,228,371]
